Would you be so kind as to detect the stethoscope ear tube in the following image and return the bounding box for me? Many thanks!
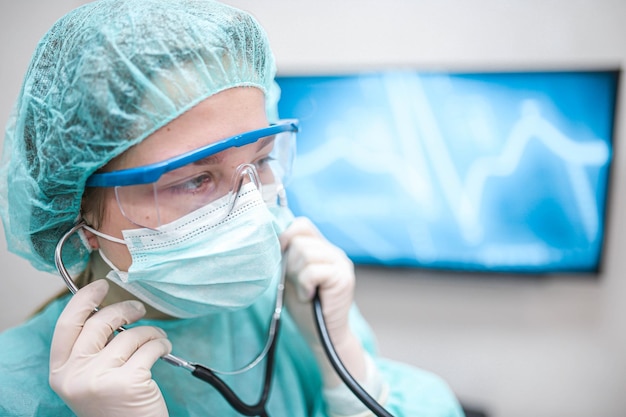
[312,288,395,417]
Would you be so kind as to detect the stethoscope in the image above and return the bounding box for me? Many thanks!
[55,223,394,417]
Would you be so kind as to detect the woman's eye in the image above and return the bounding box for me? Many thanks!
[168,173,214,194]
[254,155,275,171]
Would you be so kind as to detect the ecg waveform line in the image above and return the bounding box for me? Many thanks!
[387,73,609,244]
[292,72,610,253]
[462,101,609,242]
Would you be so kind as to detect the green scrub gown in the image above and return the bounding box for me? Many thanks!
[0,278,464,417]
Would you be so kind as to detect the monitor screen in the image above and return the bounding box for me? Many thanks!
[276,70,619,273]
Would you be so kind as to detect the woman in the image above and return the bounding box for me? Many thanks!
[0,1,464,416]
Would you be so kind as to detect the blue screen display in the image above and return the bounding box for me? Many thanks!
[276,70,619,273]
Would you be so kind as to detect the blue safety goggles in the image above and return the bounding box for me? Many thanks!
[86,120,299,187]
[85,120,298,228]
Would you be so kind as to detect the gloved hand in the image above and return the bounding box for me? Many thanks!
[280,217,354,347]
[280,217,367,385]
[49,279,171,417]
[280,217,389,415]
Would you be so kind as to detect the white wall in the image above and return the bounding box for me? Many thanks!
[1,1,625,417]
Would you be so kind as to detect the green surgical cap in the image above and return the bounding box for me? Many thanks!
[0,0,280,273]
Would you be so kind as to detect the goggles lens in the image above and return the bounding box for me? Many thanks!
[88,121,297,229]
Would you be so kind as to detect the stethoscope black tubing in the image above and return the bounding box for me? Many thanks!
[313,289,395,417]
[190,323,279,417]
[190,289,395,417]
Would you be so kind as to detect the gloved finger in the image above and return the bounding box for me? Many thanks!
[100,326,170,369]
[279,217,322,251]
[282,238,325,300]
[285,236,342,272]
[290,263,343,302]
[71,299,147,357]
[50,279,110,369]
[284,234,349,278]
[124,335,173,371]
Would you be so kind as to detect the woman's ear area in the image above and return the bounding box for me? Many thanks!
[80,193,101,250]
[79,184,113,251]
[80,223,101,250]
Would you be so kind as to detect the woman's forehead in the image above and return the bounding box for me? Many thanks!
[107,88,268,171]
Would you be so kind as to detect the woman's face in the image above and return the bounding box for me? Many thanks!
[84,87,269,271]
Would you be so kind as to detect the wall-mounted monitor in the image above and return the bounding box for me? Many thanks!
[276,70,619,273]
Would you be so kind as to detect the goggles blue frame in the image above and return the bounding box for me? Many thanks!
[86,120,299,187]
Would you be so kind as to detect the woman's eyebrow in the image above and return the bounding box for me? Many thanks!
[193,153,225,166]
[189,134,275,167]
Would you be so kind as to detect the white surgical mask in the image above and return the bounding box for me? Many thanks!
[88,182,294,318]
